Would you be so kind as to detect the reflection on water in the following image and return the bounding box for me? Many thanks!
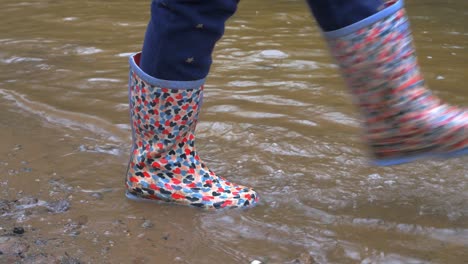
[0,0,467,263]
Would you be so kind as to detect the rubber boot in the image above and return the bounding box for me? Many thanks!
[125,53,258,209]
[323,0,467,165]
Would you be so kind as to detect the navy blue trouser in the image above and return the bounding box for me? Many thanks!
[140,0,384,81]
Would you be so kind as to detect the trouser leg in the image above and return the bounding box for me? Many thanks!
[305,0,384,31]
[140,0,239,81]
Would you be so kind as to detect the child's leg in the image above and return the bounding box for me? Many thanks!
[125,0,258,209]
[140,0,238,80]
[305,0,467,166]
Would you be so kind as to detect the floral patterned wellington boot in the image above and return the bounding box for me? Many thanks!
[125,53,258,209]
[324,0,467,166]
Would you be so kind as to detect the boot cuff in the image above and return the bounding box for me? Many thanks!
[323,0,404,39]
[129,52,206,90]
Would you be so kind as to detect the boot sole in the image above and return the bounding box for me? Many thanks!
[125,191,258,210]
[125,191,173,205]
[372,147,468,166]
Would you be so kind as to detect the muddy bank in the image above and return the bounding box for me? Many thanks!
[0,101,184,263]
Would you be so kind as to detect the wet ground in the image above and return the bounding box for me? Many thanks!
[0,0,467,263]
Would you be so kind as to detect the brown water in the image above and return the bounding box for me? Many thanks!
[0,0,467,263]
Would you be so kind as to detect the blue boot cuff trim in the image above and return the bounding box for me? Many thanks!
[129,52,206,90]
[372,147,468,166]
[323,0,404,39]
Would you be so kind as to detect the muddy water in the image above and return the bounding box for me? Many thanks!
[0,0,467,263]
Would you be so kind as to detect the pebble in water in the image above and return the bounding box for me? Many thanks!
[60,253,82,264]
[12,144,22,151]
[13,227,25,235]
[46,200,70,214]
[15,196,38,206]
[90,192,103,200]
[289,253,316,264]
[0,200,12,213]
[141,220,154,229]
